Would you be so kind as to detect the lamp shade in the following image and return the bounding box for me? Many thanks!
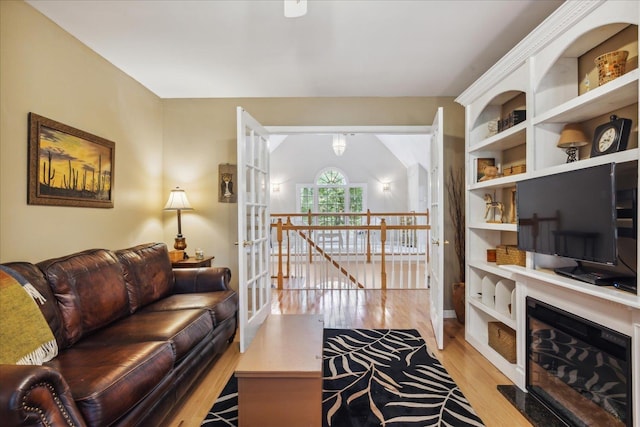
[332,134,346,156]
[164,187,194,211]
[557,123,589,148]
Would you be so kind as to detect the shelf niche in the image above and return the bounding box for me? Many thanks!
[470,90,527,185]
[535,23,637,113]
[534,23,638,168]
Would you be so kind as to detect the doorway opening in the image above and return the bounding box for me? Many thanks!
[266,126,433,291]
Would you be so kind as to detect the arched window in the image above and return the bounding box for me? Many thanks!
[317,169,345,185]
[297,168,366,225]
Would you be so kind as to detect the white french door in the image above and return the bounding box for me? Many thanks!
[428,107,445,350]
[237,107,271,353]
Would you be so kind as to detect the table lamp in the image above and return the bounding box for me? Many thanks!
[557,123,588,163]
[164,187,194,250]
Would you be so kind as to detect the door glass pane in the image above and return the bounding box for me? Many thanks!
[254,171,262,205]
[259,136,268,169]
[257,172,265,205]
[248,280,255,318]
[253,134,260,166]
[244,128,252,161]
[245,167,252,203]
[247,204,255,266]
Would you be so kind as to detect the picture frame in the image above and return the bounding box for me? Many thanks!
[218,163,237,203]
[28,113,115,208]
[476,158,496,182]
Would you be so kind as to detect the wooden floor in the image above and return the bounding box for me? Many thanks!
[167,289,532,427]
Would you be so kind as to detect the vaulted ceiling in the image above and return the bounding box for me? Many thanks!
[27,0,564,99]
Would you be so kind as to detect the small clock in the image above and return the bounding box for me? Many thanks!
[590,115,632,157]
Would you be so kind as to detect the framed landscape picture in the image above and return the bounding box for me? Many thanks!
[28,113,115,208]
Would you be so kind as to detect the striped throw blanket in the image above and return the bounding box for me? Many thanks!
[0,266,58,365]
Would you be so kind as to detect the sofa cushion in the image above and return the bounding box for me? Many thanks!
[115,243,174,313]
[79,308,212,361]
[37,249,129,348]
[45,341,174,427]
[142,290,238,326]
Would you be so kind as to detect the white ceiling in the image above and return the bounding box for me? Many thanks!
[271,133,431,170]
[26,0,564,99]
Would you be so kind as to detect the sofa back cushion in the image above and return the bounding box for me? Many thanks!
[37,249,129,348]
[1,262,65,347]
[115,243,174,313]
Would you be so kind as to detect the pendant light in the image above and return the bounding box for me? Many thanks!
[332,134,346,156]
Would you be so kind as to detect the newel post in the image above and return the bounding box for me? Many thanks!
[366,209,372,263]
[276,218,284,289]
[380,218,387,289]
[307,209,313,264]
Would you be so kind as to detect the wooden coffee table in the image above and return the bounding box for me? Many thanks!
[235,314,324,427]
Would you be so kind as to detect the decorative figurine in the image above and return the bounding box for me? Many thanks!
[484,192,504,223]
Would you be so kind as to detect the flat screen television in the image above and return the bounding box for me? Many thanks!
[517,163,619,283]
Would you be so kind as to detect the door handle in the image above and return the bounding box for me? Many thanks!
[431,239,449,246]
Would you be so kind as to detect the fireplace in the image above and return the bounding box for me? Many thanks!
[526,297,632,426]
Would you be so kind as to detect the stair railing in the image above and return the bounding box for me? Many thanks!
[270,210,429,290]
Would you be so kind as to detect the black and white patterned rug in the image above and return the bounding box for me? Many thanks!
[202,329,484,426]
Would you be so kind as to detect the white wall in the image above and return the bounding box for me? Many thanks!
[407,163,429,213]
[270,134,408,214]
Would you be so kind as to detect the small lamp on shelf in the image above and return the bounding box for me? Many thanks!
[557,123,589,163]
[164,187,194,251]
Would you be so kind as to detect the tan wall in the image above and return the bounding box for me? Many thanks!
[442,106,466,299]
[0,1,164,262]
[162,98,466,307]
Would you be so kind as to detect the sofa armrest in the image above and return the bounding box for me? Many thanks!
[172,267,232,294]
[0,364,87,427]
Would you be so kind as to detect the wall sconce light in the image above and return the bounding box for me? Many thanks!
[272,183,280,193]
[164,187,194,250]
[382,182,391,192]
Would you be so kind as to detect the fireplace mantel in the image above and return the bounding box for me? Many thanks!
[502,265,640,310]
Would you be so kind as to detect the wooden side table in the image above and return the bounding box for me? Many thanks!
[171,255,214,268]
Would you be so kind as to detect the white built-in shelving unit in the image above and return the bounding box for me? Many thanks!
[455,2,640,419]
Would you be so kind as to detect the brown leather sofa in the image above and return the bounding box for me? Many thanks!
[0,242,238,427]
